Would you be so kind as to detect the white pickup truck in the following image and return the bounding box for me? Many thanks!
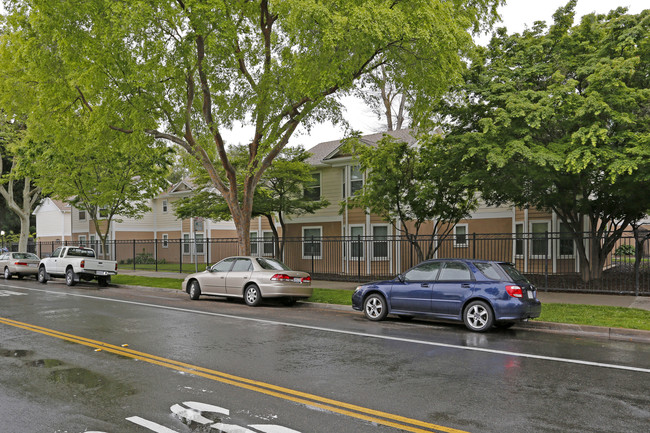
[38,246,118,287]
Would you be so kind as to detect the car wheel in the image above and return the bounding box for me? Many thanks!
[188,280,201,300]
[97,277,108,287]
[38,266,47,284]
[244,284,262,307]
[65,268,77,287]
[3,267,11,280]
[463,300,494,332]
[363,293,388,321]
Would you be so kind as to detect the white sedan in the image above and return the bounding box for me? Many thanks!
[0,252,41,279]
[182,256,312,306]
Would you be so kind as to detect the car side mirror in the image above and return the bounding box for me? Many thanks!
[206,265,212,272]
[397,274,405,283]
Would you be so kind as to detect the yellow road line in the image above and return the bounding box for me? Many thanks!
[0,316,469,433]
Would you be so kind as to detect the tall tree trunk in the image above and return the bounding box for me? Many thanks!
[0,169,40,251]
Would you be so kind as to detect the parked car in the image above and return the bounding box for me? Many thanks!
[38,246,117,287]
[182,256,312,306]
[351,259,542,332]
[0,252,41,279]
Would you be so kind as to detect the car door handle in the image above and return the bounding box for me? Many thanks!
[420,283,429,288]
[461,283,471,288]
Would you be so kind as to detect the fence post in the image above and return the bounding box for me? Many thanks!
[154,238,158,272]
[133,239,136,270]
[472,232,476,259]
[357,235,361,283]
[544,231,549,290]
[179,238,183,273]
[311,236,315,275]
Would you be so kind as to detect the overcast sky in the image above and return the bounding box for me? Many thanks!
[280,0,649,149]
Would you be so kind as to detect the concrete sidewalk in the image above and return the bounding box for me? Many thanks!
[118,269,650,311]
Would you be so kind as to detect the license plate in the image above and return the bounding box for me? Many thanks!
[28,263,37,268]
[527,291,535,299]
[293,278,302,283]
[98,271,108,276]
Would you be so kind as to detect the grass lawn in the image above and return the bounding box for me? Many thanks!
[110,275,650,331]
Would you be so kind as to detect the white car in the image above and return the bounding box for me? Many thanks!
[182,256,312,306]
[0,252,40,279]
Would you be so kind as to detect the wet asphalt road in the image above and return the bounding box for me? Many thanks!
[0,278,649,433]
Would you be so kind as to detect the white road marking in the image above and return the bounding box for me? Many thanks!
[183,401,230,415]
[170,403,213,425]
[210,423,256,433]
[6,285,650,374]
[250,425,302,433]
[126,416,179,432]
[0,289,28,296]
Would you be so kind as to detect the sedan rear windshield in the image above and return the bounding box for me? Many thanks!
[256,258,290,271]
[499,263,530,283]
[13,253,39,260]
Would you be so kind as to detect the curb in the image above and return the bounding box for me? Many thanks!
[113,284,650,343]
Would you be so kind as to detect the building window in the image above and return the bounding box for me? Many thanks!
[98,207,108,219]
[162,234,169,248]
[515,223,524,256]
[350,226,364,259]
[304,173,321,201]
[303,227,322,259]
[78,235,86,247]
[195,233,205,255]
[250,231,258,255]
[372,225,389,260]
[559,222,575,257]
[454,224,468,247]
[78,210,86,221]
[531,222,550,257]
[263,231,275,256]
[350,166,363,195]
[183,233,190,255]
[162,199,168,213]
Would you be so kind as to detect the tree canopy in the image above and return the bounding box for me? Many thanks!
[344,133,478,263]
[0,0,501,254]
[431,1,650,281]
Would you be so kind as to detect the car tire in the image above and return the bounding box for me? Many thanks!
[463,300,494,332]
[244,284,262,307]
[38,266,47,284]
[65,267,77,287]
[97,277,108,287]
[3,267,11,280]
[188,280,201,300]
[363,293,388,321]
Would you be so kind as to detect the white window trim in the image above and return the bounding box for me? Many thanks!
[162,234,169,248]
[182,233,191,255]
[371,224,390,261]
[78,235,87,247]
[453,224,469,248]
[305,172,322,200]
[349,225,365,260]
[262,230,275,257]
[302,226,322,260]
[162,199,168,213]
[195,233,205,255]
[78,209,86,221]
[529,221,551,259]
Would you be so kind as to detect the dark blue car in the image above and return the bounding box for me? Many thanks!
[351,259,542,332]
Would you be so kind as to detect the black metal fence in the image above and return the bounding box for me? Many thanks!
[30,231,650,295]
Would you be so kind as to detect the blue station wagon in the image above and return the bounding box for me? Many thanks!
[351,259,542,332]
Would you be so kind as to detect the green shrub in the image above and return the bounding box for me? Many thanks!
[615,245,635,256]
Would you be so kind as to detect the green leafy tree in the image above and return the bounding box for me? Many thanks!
[175,145,329,259]
[0,113,40,251]
[0,0,501,255]
[431,2,650,281]
[344,134,478,263]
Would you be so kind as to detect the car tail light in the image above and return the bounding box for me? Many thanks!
[80,260,85,269]
[506,285,523,298]
[14,261,28,266]
[270,274,292,281]
[301,276,311,283]
[115,263,118,271]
